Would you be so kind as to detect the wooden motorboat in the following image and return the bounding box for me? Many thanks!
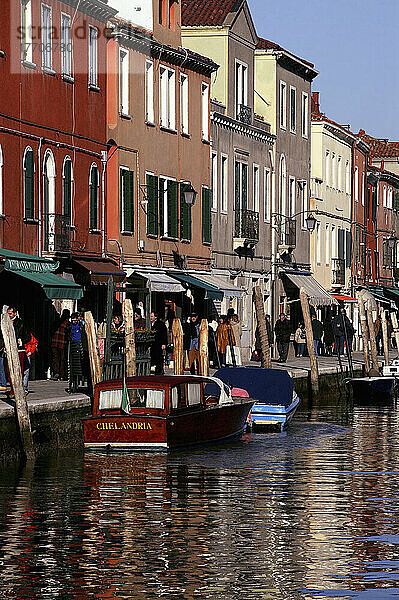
[214,367,300,432]
[348,376,396,403]
[82,375,254,452]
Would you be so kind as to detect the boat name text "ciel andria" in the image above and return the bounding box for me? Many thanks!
[96,422,153,430]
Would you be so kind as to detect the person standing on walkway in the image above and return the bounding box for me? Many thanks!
[374,315,383,355]
[150,312,168,375]
[184,313,201,374]
[66,312,89,393]
[311,315,323,357]
[6,306,31,395]
[134,307,147,330]
[295,323,306,357]
[332,309,355,355]
[51,310,70,380]
[323,318,334,356]
[228,313,242,366]
[274,313,291,363]
[216,315,234,367]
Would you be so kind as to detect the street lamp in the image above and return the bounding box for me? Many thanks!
[305,213,317,232]
[183,183,197,207]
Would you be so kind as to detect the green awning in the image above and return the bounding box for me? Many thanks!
[383,287,399,298]
[0,247,83,300]
[171,273,223,300]
[13,270,83,300]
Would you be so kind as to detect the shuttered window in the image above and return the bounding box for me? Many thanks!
[345,230,352,268]
[180,182,192,242]
[24,148,35,219]
[146,173,158,236]
[63,158,72,221]
[89,164,99,230]
[202,186,211,244]
[159,177,166,236]
[120,167,134,233]
[167,180,178,239]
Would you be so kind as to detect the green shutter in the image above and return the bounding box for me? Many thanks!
[121,169,134,232]
[159,177,166,236]
[202,186,211,244]
[63,159,72,219]
[180,183,192,242]
[167,180,178,238]
[24,150,35,219]
[90,166,99,230]
[234,161,240,237]
[146,174,158,236]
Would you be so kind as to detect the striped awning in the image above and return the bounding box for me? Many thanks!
[283,272,338,307]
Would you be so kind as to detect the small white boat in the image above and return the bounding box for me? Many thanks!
[348,376,396,403]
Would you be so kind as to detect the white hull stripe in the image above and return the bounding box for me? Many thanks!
[85,442,168,448]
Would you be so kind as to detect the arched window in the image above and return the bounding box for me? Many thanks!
[63,157,73,222]
[23,147,35,219]
[0,146,3,215]
[43,150,56,251]
[89,164,99,230]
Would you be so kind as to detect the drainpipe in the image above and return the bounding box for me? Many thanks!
[101,150,107,256]
[37,137,44,257]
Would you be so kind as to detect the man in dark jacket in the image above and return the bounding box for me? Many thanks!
[150,312,168,374]
[183,313,201,374]
[274,313,291,363]
[311,315,323,357]
[332,309,355,355]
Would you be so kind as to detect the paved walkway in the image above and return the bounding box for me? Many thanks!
[0,350,396,416]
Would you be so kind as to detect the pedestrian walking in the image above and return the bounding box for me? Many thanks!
[183,313,201,374]
[216,315,234,367]
[311,315,323,357]
[323,318,334,356]
[67,312,89,394]
[294,323,306,357]
[51,310,70,380]
[332,309,355,355]
[274,313,291,363]
[150,312,168,375]
[227,314,242,366]
[6,306,31,396]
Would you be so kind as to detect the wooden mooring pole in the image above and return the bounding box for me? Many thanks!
[356,291,370,374]
[252,285,271,368]
[84,311,102,387]
[380,307,390,367]
[123,299,136,377]
[391,312,399,354]
[1,314,34,460]
[172,318,184,375]
[299,287,319,395]
[199,318,209,376]
[366,308,380,373]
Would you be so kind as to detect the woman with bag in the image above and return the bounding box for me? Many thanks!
[295,323,306,357]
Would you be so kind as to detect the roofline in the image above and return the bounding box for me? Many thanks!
[255,47,319,79]
[311,117,357,145]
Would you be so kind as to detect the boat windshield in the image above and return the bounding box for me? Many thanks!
[99,388,165,410]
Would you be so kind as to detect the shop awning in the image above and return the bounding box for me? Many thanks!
[189,272,244,298]
[332,294,357,303]
[171,273,224,300]
[0,247,83,300]
[11,270,83,300]
[126,269,185,293]
[383,287,399,300]
[73,258,126,284]
[283,271,338,306]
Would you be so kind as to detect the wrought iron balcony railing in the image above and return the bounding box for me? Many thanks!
[238,104,253,125]
[332,257,345,285]
[234,208,259,241]
[43,213,72,252]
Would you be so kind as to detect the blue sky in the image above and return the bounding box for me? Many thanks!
[249,0,399,140]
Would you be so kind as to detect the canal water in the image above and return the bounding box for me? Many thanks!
[1,396,399,600]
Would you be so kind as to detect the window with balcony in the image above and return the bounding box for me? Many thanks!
[235,61,248,120]
[89,164,99,230]
[280,81,287,129]
[21,0,33,63]
[61,13,72,77]
[180,73,189,134]
[235,161,259,240]
[119,49,129,116]
[23,147,35,219]
[201,82,209,140]
[290,86,296,133]
[41,4,52,70]
[89,26,98,87]
[145,60,154,123]
[160,66,175,130]
[120,167,134,233]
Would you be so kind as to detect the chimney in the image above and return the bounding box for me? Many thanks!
[311,91,320,115]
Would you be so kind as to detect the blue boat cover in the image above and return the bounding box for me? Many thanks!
[213,367,294,408]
